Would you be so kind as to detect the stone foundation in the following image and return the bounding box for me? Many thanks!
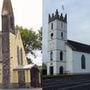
[0,83,31,89]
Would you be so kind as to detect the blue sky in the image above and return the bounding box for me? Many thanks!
[43,0,90,63]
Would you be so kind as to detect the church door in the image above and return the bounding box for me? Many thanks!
[59,66,63,74]
[18,70,25,88]
[31,67,39,87]
[50,66,53,75]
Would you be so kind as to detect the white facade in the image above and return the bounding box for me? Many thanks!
[66,45,90,74]
[45,10,90,75]
[72,51,90,74]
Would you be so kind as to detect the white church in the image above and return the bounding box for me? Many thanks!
[45,9,90,75]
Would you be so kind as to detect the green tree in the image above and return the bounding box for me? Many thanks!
[16,25,42,63]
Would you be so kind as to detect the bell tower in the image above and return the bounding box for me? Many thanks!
[2,0,15,88]
[47,9,67,75]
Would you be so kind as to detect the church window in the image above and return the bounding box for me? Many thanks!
[81,55,86,69]
[61,32,63,39]
[51,23,53,30]
[50,51,53,61]
[17,47,23,65]
[50,66,53,75]
[10,16,14,30]
[51,33,53,39]
[20,48,23,65]
[59,66,64,74]
[2,16,8,31]
[17,46,20,65]
[61,22,63,28]
[60,51,63,61]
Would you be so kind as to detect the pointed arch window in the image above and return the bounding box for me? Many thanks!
[17,47,23,65]
[20,48,23,65]
[50,51,53,61]
[59,66,64,74]
[60,51,63,61]
[17,46,20,65]
[81,55,86,69]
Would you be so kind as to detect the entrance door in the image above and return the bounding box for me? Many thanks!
[18,70,25,88]
[50,66,53,75]
[31,67,39,87]
[59,66,63,74]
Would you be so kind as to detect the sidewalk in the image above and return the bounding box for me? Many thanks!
[0,88,42,90]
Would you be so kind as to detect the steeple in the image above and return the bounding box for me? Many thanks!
[1,0,14,88]
[2,0,13,16]
[2,0,15,34]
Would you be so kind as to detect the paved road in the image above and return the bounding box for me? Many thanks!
[0,88,42,90]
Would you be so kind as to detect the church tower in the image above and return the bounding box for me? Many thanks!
[2,0,15,88]
[47,9,67,75]
[2,0,15,33]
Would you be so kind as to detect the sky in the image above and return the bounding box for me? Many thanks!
[42,0,90,63]
[27,50,42,66]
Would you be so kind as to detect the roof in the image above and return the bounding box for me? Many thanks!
[13,64,37,70]
[67,40,90,53]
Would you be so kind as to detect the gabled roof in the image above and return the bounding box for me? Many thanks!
[67,40,90,53]
[13,64,37,70]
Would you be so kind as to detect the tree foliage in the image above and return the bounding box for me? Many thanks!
[16,25,42,58]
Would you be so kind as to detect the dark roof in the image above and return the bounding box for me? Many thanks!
[67,40,90,53]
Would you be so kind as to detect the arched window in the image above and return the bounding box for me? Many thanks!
[50,51,53,61]
[61,32,63,39]
[51,23,53,30]
[51,33,53,39]
[60,51,63,61]
[81,55,86,69]
[20,48,23,65]
[50,66,53,75]
[17,47,23,65]
[59,66,63,74]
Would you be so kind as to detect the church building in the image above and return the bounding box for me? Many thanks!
[46,9,90,75]
[0,0,41,88]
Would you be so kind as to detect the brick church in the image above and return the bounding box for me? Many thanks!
[0,0,41,88]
